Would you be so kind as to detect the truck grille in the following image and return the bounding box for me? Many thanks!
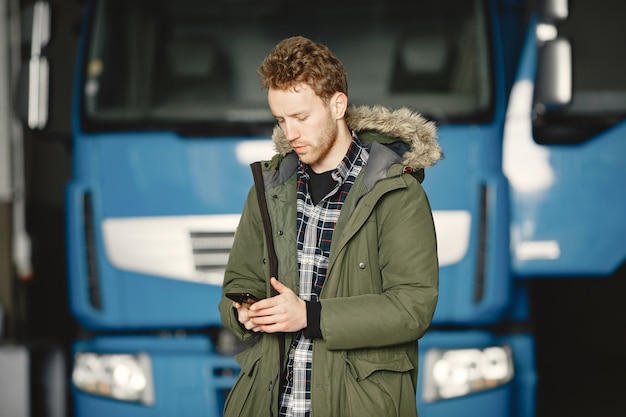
[189,231,235,278]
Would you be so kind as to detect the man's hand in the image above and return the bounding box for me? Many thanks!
[238,277,307,333]
[232,300,263,333]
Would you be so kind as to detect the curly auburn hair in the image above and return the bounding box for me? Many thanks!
[258,36,348,102]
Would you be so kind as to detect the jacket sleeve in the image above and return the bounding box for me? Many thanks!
[219,186,268,340]
[320,178,439,350]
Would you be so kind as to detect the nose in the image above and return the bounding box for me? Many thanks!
[283,120,299,142]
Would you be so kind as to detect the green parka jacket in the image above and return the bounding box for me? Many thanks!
[219,105,442,417]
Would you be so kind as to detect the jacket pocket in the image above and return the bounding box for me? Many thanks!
[223,340,272,417]
[341,350,417,417]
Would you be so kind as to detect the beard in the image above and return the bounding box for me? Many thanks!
[297,113,339,170]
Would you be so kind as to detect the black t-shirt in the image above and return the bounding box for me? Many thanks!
[306,166,336,205]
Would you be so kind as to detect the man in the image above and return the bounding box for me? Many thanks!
[219,36,441,417]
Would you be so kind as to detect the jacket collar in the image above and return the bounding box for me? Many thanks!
[271,105,442,171]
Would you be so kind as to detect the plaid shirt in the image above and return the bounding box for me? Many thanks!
[279,134,369,417]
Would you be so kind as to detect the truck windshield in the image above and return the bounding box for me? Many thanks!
[81,0,492,135]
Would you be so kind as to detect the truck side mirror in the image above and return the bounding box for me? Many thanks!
[534,0,572,114]
[541,0,568,23]
[18,1,51,130]
[534,37,572,114]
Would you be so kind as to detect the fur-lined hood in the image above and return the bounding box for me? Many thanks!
[271,105,442,170]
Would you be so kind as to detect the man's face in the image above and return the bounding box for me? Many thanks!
[268,83,340,171]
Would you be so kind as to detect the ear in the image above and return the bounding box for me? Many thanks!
[330,92,348,120]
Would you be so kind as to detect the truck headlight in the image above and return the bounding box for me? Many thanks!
[72,352,155,405]
[422,345,514,402]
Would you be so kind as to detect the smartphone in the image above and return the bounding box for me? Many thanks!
[226,292,262,305]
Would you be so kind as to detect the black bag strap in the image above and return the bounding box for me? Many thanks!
[251,162,279,289]
[250,161,286,378]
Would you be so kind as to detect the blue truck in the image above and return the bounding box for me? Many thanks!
[15,0,626,415]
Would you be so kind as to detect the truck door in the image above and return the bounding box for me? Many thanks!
[504,0,626,277]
